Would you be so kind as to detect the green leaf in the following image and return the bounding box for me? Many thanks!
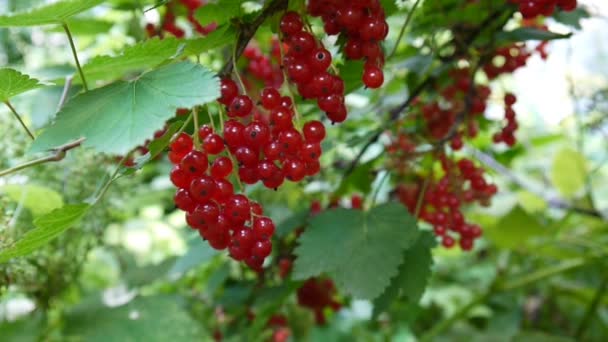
[0,68,44,102]
[293,203,420,299]
[1,184,64,216]
[46,17,114,35]
[0,0,104,27]
[340,60,365,94]
[64,295,208,341]
[484,206,547,250]
[183,24,237,56]
[550,147,588,198]
[496,28,572,43]
[168,237,217,278]
[0,313,45,342]
[0,204,89,263]
[194,0,244,27]
[373,232,435,316]
[79,37,183,83]
[30,62,220,155]
[380,0,399,17]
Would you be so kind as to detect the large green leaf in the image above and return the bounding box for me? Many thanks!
[168,237,217,278]
[79,37,183,83]
[0,204,89,263]
[0,0,104,27]
[484,206,547,250]
[183,24,237,56]
[46,17,114,35]
[64,295,208,341]
[1,184,64,216]
[550,147,588,198]
[31,62,220,155]
[373,232,435,315]
[0,68,44,102]
[293,203,420,299]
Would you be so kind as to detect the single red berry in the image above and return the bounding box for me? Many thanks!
[203,134,224,154]
[170,165,192,189]
[362,65,384,88]
[243,121,271,148]
[303,120,326,143]
[261,87,282,109]
[309,48,332,72]
[213,178,234,202]
[252,239,272,259]
[219,79,239,105]
[174,188,196,212]
[224,194,251,224]
[253,216,275,240]
[198,124,213,140]
[228,95,253,118]
[280,11,303,36]
[170,132,193,153]
[283,158,306,182]
[180,150,208,177]
[190,176,217,202]
[210,156,233,179]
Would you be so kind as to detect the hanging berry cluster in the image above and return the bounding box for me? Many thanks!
[243,39,284,88]
[296,277,341,325]
[396,157,497,250]
[510,0,577,19]
[220,78,327,187]
[145,0,216,38]
[169,131,276,271]
[493,93,519,146]
[278,11,349,123]
[307,0,389,89]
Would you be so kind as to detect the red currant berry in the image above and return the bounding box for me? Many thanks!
[210,156,233,179]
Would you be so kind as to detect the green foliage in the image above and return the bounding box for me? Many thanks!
[46,17,114,35]
[0,184,64,216]
[0,68,44,102]
[374,232,435,315]
[31,62,219,155]
[484,206,547,250]
[550,147,588,198]
[293,203,420,299]
[0,204,89,262]
[496,28,572,43]
[64,295,209,341]
[194,0,245,26]
[0,0,104,27]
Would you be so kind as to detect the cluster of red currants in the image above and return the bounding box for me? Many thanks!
[307,0,388,89]
[510,0,577,19]
[243,40,284,89]
[493,93,519,146]
[219,78,327,187]
[279,11,349,123]
[396,156,497,250]
[168,131,276,271]
[483,43,533,79]
[296,278,341,325]
[145,0,216,38]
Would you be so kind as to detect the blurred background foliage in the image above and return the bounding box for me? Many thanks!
[0,0,607,341]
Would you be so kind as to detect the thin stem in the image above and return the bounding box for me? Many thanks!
[232,45,247,92]
[0,138,84,178]
[218,104,226,131]
[192,106,201,149]
[206,106,216,131]
[414,171,432,218]
[499,258,588,291]
[56,76,73,111]
[388,0,422,59]
[575,274,608,338]
[93,154,129,204]
[4,101,35,140]
[277,33,302,128]
[170,113,193,143]
[62,23,89,92]
[227,152,244,192]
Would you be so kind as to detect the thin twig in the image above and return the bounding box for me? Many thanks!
[575,274,608,338]
[56,75,73,111]
[62,23,89,92]
[0,138,85,178]
[388,0,422,59]
[4,101,35,140]
[219,0,289,77]
[470,147,603,218]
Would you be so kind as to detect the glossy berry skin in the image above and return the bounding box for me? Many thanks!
[219,79,239,105]
[243,121,271,148]
[174,188,196,212]
[280,11,303,36]
[289,32,316,56]
[170,133,193,153]
[190,176,217,202]
[170,165,192,189]
[309,48,332,72]
[303,120,326,143]
[261,87,281,109]
[224,194,251,224]
[362,66,384,88]
[210,157,233,179]
[228,95,253,117]
[180,150,208,177]
[252,239,272,259]
[223,120,245,149]
[283,158,306,182]
[252,216,275,240]
[213,179,234,202]
[203,134,224,154]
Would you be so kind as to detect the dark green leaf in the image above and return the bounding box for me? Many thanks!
[275,209,309,237]
[0,204,89,263]
[293,203,420,299]
[340,60,365,94]
[496,28,572,43]
[168,237,217,278]
[553,7,590,30]
[373,231,435,316]
[31,62,219,155]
